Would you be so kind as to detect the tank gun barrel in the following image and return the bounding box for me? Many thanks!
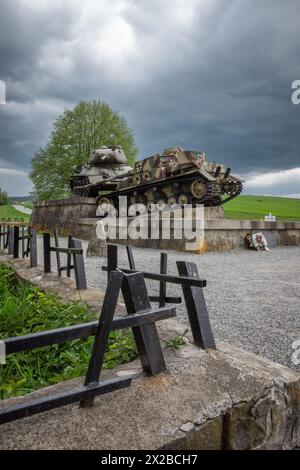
[74,168,135,194]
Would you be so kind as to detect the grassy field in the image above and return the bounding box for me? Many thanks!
[1,197,299,222]
[0,204,30,222]
[224,195,300,221]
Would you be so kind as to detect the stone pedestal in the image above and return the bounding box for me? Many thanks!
[30,198,300,255]
[30,197,98,236]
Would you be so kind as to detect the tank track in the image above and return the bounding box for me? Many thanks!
[222,180,243,204]
[70,176,100,197]
[96,173,223,208]
[72,173,242,207]
[190,180,222,206]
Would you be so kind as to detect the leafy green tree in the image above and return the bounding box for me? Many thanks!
[30,100,138,200]
[0,189,8,205]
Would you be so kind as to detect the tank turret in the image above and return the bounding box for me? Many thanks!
[70,145,132,197]
[89,145,128,165]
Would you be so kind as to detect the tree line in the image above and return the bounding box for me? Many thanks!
[0,189,8,205]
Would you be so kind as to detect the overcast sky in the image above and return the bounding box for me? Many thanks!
[0,0,299,197]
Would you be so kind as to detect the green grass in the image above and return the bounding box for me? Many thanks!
[0,264,137,399]
[0,204,30,222]
[23,200,33,210]
[223,195,300,221]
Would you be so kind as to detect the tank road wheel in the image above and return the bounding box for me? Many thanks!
[98,197,113,207]
[178,194,188,207]
[75,186,89,197]
[143,171,151,182]
[191,179,207,200]
[146,200,154,211]
[83,186,92,197]
[73,186,82,196]
[167,196,177,207]
[157,198,166,211]
[133,174,141,185]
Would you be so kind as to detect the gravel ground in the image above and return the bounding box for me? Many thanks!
[36,238,300,370]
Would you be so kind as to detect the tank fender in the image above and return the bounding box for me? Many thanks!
[196,168,217,182]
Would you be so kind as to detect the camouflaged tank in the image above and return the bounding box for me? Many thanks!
[70,146,243,207]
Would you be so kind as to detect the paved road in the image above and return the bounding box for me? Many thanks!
[12,204,32,215]
[36,238,300,370]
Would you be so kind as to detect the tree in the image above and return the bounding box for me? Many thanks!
[30,100,138,200]
[0,189,8,205]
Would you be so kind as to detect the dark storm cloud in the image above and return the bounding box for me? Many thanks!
[0,0,300,195]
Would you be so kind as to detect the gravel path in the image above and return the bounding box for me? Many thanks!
[36,238,300,370]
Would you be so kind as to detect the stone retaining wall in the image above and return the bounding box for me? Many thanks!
[30,197,98,236]
[30,198,300,254]
[81,217,300,255]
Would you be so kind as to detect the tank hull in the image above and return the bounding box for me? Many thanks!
[70,146,243,207]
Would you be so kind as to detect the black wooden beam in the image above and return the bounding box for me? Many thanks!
[4,307,176,354]
[43,233,51,273]
[126,245,136,270]
[149,295,182,304]
[72,239,87,290]
[54,228,62,277]
[122,272,167,376]
[159,252,167,308]
[67,235,72,277]
[21,225,25,258]
[0,376,132,425]
[107,244,118,282]
[4,224,9,249]
[49,247,82,255]
[103,265,207,288]
[13,226,19,258]
[8,226,14,255]
[30,229,38,268]
[177,261,216,349]
[81,270,125,407]
[113,307,176,329]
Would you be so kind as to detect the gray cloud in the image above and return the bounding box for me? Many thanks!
[244,168,300,197]
[0,0,300,196]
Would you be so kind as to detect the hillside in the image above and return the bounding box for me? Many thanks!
[1,197,299,223]
[0,204,30,222]
[224,195,300,221]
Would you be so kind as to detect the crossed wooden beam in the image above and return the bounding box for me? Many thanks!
[0,244,216,425]
[43,230,87,290]
[0,270,176,425]
[0,223,38,267]
[103,244,216,350]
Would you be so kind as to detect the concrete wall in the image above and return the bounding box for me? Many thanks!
[193,219,300,253]
[30,198,300,254]
[31,197,98,236]
[83,217,300,254]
